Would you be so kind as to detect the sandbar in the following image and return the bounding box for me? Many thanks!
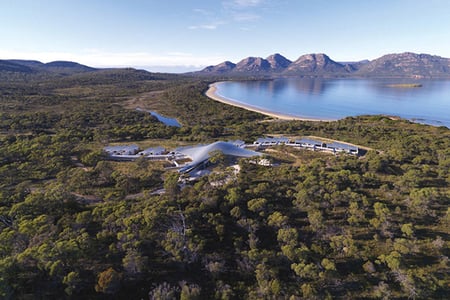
[386,83,422,88]
[205,82,331,122]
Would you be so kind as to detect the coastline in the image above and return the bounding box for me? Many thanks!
[205,82,331,122]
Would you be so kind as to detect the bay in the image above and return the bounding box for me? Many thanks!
[215,78,450,128]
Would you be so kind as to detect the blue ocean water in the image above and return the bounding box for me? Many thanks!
[215,78,450,128]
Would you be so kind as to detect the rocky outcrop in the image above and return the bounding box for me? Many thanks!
[285,53,347,75]
[235,57,271,73]
[356,52,450,77]
[266,53,292,71]
[201,61,237,73]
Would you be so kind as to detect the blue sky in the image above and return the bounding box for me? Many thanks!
[1,0,449,72]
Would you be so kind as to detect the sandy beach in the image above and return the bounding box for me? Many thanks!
[205,82,330,122]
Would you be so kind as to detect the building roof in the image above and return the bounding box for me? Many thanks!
[255,137,290,144]
[295,138,322,145]
[104,144,139,154]
[228,140,246,147]
[139,146,166,155]
[327,142,358,151]
[178,141,262,173]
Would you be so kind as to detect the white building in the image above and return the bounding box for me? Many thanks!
[253,137,290,147]
[104,144,139,155]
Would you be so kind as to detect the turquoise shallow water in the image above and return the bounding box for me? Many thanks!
[215,78,450,128]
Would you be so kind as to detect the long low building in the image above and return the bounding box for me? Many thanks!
[103,136,360,166]
[254,136,360,155]
[254,137,290,146]
[103,145,173,161]
[104,144,139,155]
[137,146,166,156]
[290,138,359,155]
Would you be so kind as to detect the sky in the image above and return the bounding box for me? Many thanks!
[1,0,450,72]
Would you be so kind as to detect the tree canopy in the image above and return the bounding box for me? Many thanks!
[0,70,448,299]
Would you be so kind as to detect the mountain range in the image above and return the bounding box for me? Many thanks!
[2,52,450,78]
[195,52,450,78]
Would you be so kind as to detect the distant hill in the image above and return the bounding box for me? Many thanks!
[235,56,272,73]
[7,59,45,69]
[0,59,178,83]
[284,53,348,75]
[193,52,450,78]
[0,60,34,73]
[266,53,292,71]
[62,68,165,84]
[340,60,370,72]
[0,59,97,75]
[355,52,450,77]
[42,61,97,74]
[201,61,237,74]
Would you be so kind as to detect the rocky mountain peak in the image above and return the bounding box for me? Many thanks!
[286,53,347,74]
[356,52,450,77]
[235,56,271,72]
[202,61,236,73]
[266,53,292,70]
[295,53,331,65]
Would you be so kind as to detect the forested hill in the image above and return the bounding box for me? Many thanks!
[0,71,449,299]
[0,60,187,90]
[0,59,188,84]
[0,59,96,75]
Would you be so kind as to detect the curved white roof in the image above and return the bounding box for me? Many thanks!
[178,141,261,172]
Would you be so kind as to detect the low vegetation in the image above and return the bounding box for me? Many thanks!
[0,70,448,299]
[386,83,423,88]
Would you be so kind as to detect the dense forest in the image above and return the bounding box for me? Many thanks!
[0,69,449,299]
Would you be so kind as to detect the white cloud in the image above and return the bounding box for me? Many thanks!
[233,13,261,21]
[167,51,193,57]
[188,20,226,30]
[188,24,218,30]
[229,0,263,8]
[189,1,263,31]
[193,8,211,16]
[221,0,264,26]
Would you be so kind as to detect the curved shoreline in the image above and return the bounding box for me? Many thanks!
[205,82,332,122]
